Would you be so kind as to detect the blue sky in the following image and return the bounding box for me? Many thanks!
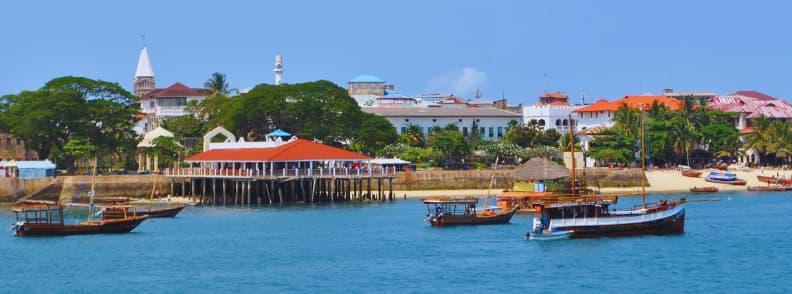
[2,1,791,105]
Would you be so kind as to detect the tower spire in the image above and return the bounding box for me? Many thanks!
[134,42,155,97]
[274,53,283,85]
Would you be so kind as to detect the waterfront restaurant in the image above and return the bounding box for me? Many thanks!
[167,132,392,178]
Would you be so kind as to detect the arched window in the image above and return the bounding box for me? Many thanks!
[562,119,568,127]
[538,119,545,127]
[556,119,562,126]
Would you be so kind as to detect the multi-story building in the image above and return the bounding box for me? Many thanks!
[362,107,521,141]
[347,75,395,107]
[708,90,792,164]
[132,45,209,134]
[0,134,35,160]
[522,92,582,133]
[572,95,683,130]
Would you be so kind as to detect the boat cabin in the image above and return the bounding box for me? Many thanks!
[536,201,613,220]
[423,198,485,218]
[13,203,65,226]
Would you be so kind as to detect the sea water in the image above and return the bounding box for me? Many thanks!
[1,192,790,293]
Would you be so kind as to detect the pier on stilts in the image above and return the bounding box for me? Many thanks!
[165,166,397,205]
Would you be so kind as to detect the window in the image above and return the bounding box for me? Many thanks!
[480,127,485,138]
[463,127,468,136]
[5,138,10,145]
[401,127,407,134]
[149,101,155,109]
[432,119,437,122]
[488,127,494,137]
[497,127,503,137]
[458,119,463,123]
[405,119,409,122]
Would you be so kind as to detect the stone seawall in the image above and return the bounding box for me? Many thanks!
[1,168,646,203]
[0,177,58,202]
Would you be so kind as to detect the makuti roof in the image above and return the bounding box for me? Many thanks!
[349,75,385,83]
[135,46,154,77]
[573,95,682,113]
[185,139,373,162]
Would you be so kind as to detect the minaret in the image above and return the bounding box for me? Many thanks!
[274,53,283,85]
[134,45,155,97]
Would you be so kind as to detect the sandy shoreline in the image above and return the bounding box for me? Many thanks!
[395,167,787,199]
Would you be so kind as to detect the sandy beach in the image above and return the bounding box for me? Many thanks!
[395,167,788,199]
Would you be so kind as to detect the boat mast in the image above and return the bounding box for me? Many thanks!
[641,105,646,209]
[568,114,576,195]
[484,157,499,211]
[88,157,97,222]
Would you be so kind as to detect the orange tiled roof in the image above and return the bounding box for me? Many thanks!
[573,95,683,113]
[185,139,373,162]
[541,92,569,99]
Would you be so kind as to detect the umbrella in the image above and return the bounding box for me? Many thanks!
[511,157,570,180]
[266,129,292,137]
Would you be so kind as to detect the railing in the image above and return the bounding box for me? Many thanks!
[163,166,399,178]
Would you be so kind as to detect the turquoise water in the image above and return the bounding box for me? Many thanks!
[1,192,791,293]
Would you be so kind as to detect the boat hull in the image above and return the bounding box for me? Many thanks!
[747,186,791,192]
[104,205,186,219]
[690,187,718,193]
[681,171,702,178]
[756,176,792,186]
[552,206,685,238]
[527,230,573,240]
[15,216,148,237]
[705,177,747,185]
[430,207,517,226]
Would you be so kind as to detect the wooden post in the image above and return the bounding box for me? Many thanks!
[223,179,227,205]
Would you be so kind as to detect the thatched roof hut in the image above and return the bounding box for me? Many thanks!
[511,157,570,181]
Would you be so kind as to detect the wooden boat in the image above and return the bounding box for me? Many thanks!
[10,203,148,237]
[104,204,186,219]
[10,158,148,237]
[104,173,186,219]
[747,186,791,192]
[756,175,792,186]
[681,171,702,178]
[526,229,573,241]
[689,186,718,193]
[705,172,747,185]
[525,110,685,239]
[424,197,518,226]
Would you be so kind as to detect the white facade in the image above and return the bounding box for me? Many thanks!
[274,53,283,86]
[522,104,583,133]
[362,107,521,142]
[574,110,616,130]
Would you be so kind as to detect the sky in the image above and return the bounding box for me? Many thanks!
[2,0,791,106]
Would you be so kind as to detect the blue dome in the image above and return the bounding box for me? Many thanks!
[349,74,385,83]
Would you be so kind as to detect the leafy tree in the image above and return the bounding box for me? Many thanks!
[745,116,773,166]
[587,129,635,164]
[0,76,137,171]
[427,124,470,166]
[63,137,96,171]
[149,136,184,169]
[701,123,741,161]
[349,112,397,155]
[397,124,425,147]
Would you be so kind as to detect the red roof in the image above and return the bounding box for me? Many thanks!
[143,83,208,98]
[573,95,683,113]
[541,92,569,99]
[733,91,777,101]
[185,139,373,162]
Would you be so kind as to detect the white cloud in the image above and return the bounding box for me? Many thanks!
[427,67,487,97]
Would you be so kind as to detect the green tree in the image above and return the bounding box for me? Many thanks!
[587,129,635,164]
[745,116,773,166]
[1,76,138,171]
[204,72,233,96]
[149,136,184,169]
[427,124,470,167]
[349,112,397,155]
[398,124,425,147]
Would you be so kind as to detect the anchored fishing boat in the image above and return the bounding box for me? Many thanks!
[423,197,517,226]
[9,159,148,237]
[528,107,685,239]
[756,175,792,186]
[690,186,718,193]
[705,172,747,185]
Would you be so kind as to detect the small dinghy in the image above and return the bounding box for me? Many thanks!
[526,217,573,240]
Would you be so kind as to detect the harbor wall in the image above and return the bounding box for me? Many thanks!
[2,168,646,202]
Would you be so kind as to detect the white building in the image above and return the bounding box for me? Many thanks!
[522,93,582,133]
[132,45,209,134]
[362,107,522,141]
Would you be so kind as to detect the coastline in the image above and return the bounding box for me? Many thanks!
[396,168,785,199]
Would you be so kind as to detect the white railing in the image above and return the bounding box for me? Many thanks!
[163,166,399,178]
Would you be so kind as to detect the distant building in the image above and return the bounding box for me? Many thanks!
[132,45,209,134]
[274,53,283,86]
[572,95,683,130]
[522,92,582,133]
[708,90,792,164]
[661,88,716,103]
[362,107,521,141]
[0,134,36,161]
[348,75,395,107]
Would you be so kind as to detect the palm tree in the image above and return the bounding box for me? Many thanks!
[400,124,425,147]
[613,102,640,140]
[669,119,695,166]
[768,120,792,165]
[204,72,232,96]
[745,116,773,166]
